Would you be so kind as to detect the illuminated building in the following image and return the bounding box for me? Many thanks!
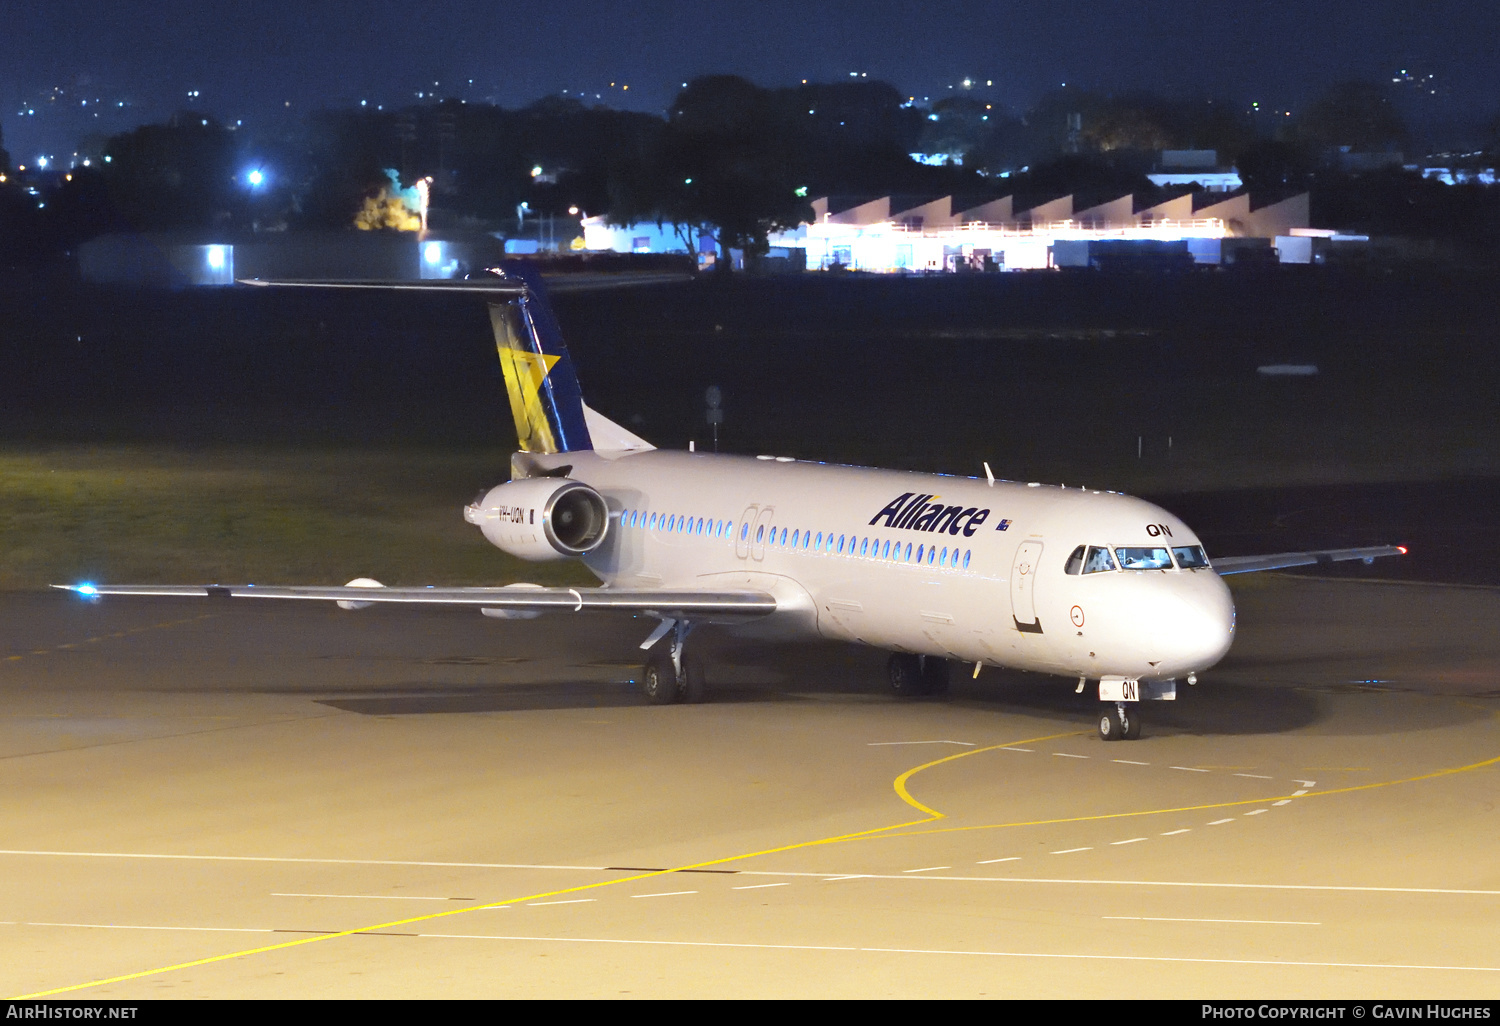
[780,191,1315,271]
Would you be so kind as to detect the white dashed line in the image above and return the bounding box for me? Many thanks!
[822,875,868,882]
[632,891,697,899]
[5,921,272,933]
[1053,753,1089,759]
[1051,847,1093,855]
[867,740,975,747]
[1209,818,1235,826]
[1161,829,1192,836]
[16,925,1489,973]
[977,857,1020,865]
[1234,773,1273,780]
[1273,800,1292,806]
[1243,809,1269,816]
[1297,780,1318,788]
[1104,924,1326,930]
[1110,838,1147,846]
[999,747,1033,753]
[1112,759,1149,766]
[731,883,789,890]
[1170,766,1210,773]
[271,892,457,901]
[903,866,951,873]
[1292,790,1310,796]
[528,899,596,906]
[0,850,608,872]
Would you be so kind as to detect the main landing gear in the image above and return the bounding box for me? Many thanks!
[1098,702,1142,741]
[888,653,950,698]
[639,619,706,705]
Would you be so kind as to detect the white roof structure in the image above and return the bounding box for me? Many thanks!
[780,191,1311,272]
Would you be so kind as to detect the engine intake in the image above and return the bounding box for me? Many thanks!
[465,478,609,561]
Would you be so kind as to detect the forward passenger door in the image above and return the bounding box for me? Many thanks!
[1011,539,1045,634]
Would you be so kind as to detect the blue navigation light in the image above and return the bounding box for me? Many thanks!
[75,583,99,597]
[423,241,442,265]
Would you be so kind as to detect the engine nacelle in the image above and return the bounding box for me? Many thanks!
[464,478,609,561]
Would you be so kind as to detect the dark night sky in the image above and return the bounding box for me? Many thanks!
[5,0,1497,160]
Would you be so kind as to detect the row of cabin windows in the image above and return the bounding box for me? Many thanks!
[617,508,972,570]
[620,509,730,538]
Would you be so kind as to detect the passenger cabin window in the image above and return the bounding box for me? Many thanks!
[1083,546,1116,573]
[1064,545,1086,575]
[1116,546,1173,570]
[1172,545,1210,569]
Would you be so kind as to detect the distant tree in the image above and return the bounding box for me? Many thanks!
[1296,81,1408,152]
[1178,99,1257,163]
[0,178,43,265]
[916,96,993,164]
[44,166,129,248]
[294,109,403,229]
[1010,152,1157,197]
[653,76,812,266]
[1080,93,1178,152]
[1237,138,1318,192]
[774,80,922,154]
[1312,166,1499,253]
[102,114,241,231]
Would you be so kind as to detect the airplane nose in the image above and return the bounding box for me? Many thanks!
[1158,574,1235,674]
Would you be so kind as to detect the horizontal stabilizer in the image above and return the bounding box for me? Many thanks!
[582,403,655,452]
[238,278,527,296]
[1212,545,1405,576]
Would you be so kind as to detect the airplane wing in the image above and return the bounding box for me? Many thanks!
[51,583,777,623]
[1211,544,1406,576]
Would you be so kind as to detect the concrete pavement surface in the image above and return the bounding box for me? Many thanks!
[1,576,1497,998]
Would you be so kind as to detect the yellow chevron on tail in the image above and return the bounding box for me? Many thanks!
[489,300,564,454]
[497,346,561,453]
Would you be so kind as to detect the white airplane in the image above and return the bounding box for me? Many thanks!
[60,265,1403,740]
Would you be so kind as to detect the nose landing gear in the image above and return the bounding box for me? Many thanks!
[1098,702,1143,741]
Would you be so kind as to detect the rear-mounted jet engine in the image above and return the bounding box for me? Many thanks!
[465,478,609,560]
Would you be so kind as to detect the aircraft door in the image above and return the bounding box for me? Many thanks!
[1011,539,1044,634]
[734,505,759,560]
[750,506,775,562]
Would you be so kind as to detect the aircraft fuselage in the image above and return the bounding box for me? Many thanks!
[496,449,1236,684]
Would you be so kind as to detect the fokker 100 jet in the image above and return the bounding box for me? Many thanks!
[60,264,1403,740]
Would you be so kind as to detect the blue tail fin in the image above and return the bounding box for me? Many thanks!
[491,261,593,454]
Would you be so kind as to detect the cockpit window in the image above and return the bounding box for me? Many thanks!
[1083,546,1116,573]
[1172,545,1210,569]
[1116,546,1172,570]
[1064,545,1086,575]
